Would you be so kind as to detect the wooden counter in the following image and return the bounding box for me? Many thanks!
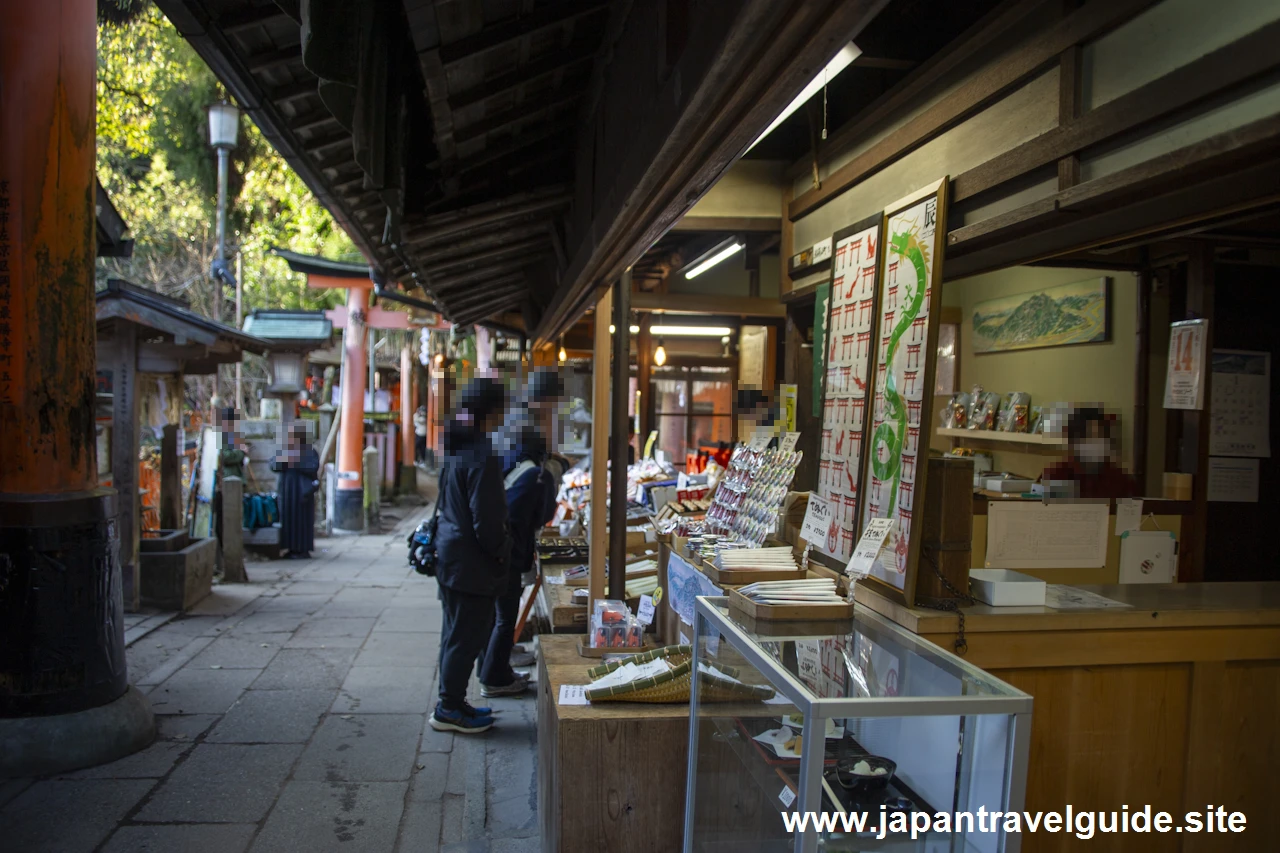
[534,563,588,633]
[855,582,1280,853]
[536,636,689,853]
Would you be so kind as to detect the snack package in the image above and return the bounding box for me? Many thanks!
[968,391,1001,430]
[998,392,1031,433]
[941,392,971,429]
[1029,406,1045,434]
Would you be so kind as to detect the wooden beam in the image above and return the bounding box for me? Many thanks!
[788,0,1158,220]
[290,109,341,134]
[447,39,598,111]
[421,237,548,278]
[670,216,782,233]
[953,19,1280,203]
[402,187,568,236]
[630,292,785,317]
[538,0,888,342]
[418,48,458,163]
[588,287,612,613]
[247,45,301,74]
[219,4,287,34]
[429,260,534,292]
[636,314,653,445]
[269,78,317,104]
[785,0,1047,182]
[780,184,795,294]
[1057,43,1082,190]
[453,90,583,145]
[439,1,607,66]
[413,222,552,265]
[851,56,919,71]
[452,125,568,176]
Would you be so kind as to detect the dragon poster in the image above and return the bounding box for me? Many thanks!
[817,215,882,563]
[859,179,949,601]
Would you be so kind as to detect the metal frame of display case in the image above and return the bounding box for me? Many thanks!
[683,596,1034,853]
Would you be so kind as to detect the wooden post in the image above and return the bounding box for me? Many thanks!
[589,288,613,611]
[1179,245,1215,582]
[399,341,415,490]
[609,272,631,602]
[780,185,795,295]
[636,314,653,450]
[111,321,141,612]
[160,423,182,530]
[1132,268,1151,491]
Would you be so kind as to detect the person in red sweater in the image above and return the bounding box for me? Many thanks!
[1042,407,1138,499]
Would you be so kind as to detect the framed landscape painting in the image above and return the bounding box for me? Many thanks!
[971,277,1110,354]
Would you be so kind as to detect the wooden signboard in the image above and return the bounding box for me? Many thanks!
[858,179,950,606]
[817,213,884,563]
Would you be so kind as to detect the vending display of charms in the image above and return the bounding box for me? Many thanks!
[705,445,802,546]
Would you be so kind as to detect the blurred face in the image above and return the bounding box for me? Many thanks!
[1073,421,1109,470]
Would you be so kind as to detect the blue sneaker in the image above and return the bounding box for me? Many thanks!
[463,701,494,717]
[430,703,494,734]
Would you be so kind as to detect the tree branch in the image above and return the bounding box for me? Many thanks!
[100,81,154,111]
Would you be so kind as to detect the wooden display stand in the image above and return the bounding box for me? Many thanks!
[537,636,689,853]
[856,581,1280,853]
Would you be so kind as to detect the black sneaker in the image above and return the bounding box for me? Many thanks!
[480,675,530,698]
[429,704,494,734]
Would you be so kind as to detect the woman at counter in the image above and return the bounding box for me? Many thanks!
[1042,407,1138,499]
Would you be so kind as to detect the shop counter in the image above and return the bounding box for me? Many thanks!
[536,636,688,853]
[855,581,1280,852]
[534,565,587,634]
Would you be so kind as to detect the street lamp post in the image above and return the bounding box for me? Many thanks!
[207,100,239,404]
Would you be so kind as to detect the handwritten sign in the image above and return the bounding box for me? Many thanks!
[848,518,895,580]
[636,594,656,627]
[747,430,771,452]
[799,495,835,546]
[558,684,590,705]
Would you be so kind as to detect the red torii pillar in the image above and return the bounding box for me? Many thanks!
[307,273,414,531]
[0,0,152,771]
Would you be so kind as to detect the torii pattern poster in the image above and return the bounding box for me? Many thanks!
[818,222,879,562]
[861,191,943,591]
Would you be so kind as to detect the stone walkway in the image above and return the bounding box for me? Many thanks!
[0,508,540,853]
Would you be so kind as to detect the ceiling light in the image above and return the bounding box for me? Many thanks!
[653,340,667,367]
[608,324,642,334]
[649,325,733,337]
[746,42,861,152]
[684,242,743,279]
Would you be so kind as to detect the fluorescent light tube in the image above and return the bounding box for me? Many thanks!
[684,243,743,279]
[649,325,734,337]
[746,42,861,152]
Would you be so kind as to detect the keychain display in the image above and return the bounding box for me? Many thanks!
[704,444,802,546]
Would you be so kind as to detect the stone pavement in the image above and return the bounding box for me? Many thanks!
[0,508,540,853]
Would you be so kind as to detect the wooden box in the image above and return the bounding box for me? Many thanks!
[727,587,854,621]
[915,456,974,603]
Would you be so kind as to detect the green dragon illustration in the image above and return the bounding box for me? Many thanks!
[871,228,930,518]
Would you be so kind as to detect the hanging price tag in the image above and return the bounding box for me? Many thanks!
[636,594,656,626]
[747,430,771,452]
[779,785,797,807]
[799,495,834,546]
[847,518,895,580]
[779,431,801,453]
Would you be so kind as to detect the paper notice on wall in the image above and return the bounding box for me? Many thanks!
[1210,350,1270,458]
[1207,457,1260,503]
[1115,498,1144,536]
[1163,319,1208,410]
[986,502,1109,568]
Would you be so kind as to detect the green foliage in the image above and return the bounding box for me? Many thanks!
[96,4,357,320]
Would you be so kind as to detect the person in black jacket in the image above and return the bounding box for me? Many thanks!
[478,369,566,696]
[429,377,514,735]
[272,422,319,558]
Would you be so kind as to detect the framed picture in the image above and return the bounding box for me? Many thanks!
[817,213,884,562]
[971,277,1110,354]
[858,178,950,606]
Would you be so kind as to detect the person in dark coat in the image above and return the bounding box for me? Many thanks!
[478,369,566,696]
[272,422,319,559]
[430,377,514,735]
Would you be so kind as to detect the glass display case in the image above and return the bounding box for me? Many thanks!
[683,596,1032,853]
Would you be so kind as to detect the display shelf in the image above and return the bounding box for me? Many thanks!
[936,427,1067,447]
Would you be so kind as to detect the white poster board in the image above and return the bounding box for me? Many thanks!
[985,502,1109,569]
[1210,350,1270,458]
[1163,319,1207,410]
